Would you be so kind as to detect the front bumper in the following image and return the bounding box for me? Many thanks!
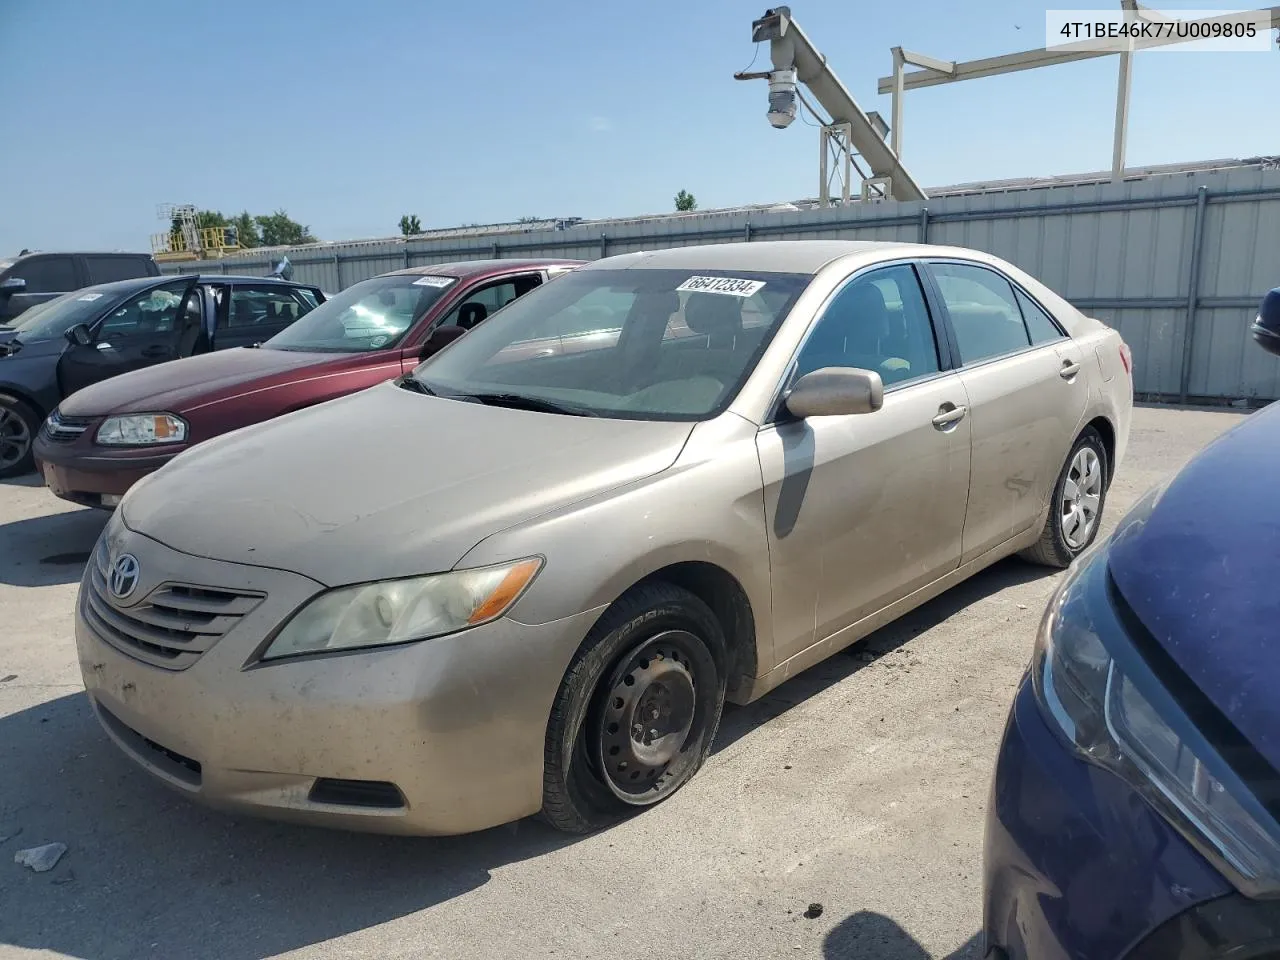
[35,426,185,506]
[76,521,602,835]
[983,675,1232,960]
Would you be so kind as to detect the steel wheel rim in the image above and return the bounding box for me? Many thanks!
[0,408,31,469]
[1061,447,1102,549]
[592,629,714,805]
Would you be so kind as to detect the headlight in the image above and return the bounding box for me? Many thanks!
[260,557,543,660]
[1033,503,1280,897]
[96,413,187,446]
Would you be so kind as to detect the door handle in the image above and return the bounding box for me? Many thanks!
[1059,359,1082,379]
[932,404,967,429]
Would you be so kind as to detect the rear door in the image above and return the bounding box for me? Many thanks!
[924,260,1090,563]
[213,283,317,350]
[57,278,200,397]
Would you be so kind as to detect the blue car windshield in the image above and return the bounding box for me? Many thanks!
[11,289,121,341]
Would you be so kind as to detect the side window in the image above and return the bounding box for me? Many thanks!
[98,281,192,339]
[224,285,311,329]
[793,264,940,386]
[437,275,542,331]
[85,256,150,284]
[1014,287,1065,345]
[932,263,1031,365]
[12,256,78,293]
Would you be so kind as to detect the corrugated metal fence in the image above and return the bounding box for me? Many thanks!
[166,166,1280,402]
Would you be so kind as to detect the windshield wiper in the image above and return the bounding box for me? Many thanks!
[460,392,598,417]
[397,375,436,396]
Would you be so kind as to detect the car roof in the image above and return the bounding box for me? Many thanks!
[10,251,154,259]
[584,241,915,276]
[189,275,315,286]
[384,258,585,280]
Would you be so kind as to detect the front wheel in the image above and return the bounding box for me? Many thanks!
[0,395,39,479]
[1020,427,1109,568]
[541,582,727,834]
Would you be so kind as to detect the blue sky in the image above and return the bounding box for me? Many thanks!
[0,0,1275,253]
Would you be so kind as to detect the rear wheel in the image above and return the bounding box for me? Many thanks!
[1020,427,1109,568]
[541,582,727,834]
[0,395,39,479]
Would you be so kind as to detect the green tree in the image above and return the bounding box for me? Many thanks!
[399,214,422,236]
[232,211,260,248]
[255,209,317,247]
[674,190,697,212]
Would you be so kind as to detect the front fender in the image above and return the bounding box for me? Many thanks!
[456,415,775,676]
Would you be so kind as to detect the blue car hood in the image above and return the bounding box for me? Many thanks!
[1108,404,1280,772]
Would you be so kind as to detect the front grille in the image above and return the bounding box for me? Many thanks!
[84,548,264,670]
[44,410,93,443]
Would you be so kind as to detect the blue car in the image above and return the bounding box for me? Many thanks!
[984,290,1280,959]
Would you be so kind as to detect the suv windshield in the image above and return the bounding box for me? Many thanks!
[413,268,812,420]
[263,275,456,353]
[9,287,124,341]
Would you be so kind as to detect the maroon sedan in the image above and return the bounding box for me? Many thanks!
[34,258,583,508]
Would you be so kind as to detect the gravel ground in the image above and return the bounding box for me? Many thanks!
[0,404,1247,960]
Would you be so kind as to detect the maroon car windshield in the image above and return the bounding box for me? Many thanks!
[264,274,457,353]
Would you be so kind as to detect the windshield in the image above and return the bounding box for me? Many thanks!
[9,288,122,341]
[263,274,456,352]
[413,268,812,421]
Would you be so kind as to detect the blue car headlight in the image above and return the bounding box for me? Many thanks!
[1032,487,1280,898]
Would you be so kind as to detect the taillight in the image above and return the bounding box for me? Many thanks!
[1119,341,1132,375]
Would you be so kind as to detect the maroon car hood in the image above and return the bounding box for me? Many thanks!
[58,348,344,416]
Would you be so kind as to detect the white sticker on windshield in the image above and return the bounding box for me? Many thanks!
[676,276,766,298]
[370,334,389,347]
[413,275,454,287]
[77,293,104,302]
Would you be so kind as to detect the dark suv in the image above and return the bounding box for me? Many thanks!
[0,252,160,325]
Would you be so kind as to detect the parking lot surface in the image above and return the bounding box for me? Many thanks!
[0,405,1247,960]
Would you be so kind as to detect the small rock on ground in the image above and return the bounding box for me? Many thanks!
[15,843,67,873]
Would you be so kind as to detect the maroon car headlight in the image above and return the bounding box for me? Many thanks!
[96,413,188,446]
[259,558,544,660]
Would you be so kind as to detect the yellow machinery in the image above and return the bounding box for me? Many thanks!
[150,204,241,262]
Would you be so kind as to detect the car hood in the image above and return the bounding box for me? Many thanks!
[121,380,694,586]
[0,334,64,359]
[57,347,341,416]
[1108,404,1280,773]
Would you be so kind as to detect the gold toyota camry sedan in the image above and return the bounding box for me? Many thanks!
[76,241,1133,835]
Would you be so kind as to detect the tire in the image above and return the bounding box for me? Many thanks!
[1020,427,1109,568]
[541,582,728,834]
[0,394,39,479]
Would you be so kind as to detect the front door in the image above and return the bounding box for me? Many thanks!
[926,261,1091,563]
[57,279,198,398]
[756,263,971,664]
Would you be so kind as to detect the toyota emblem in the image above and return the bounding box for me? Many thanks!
[108,554,140,600]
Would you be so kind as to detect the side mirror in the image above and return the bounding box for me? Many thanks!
[1250,288,1280,357]
[420,325,466,360]
[784,366,884,419]
[65,323,94,347]
[0,277,26,297]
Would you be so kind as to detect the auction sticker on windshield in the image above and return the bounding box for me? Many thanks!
[413,276,455,288]
[676,276,766,298]
[77,293,103,302]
